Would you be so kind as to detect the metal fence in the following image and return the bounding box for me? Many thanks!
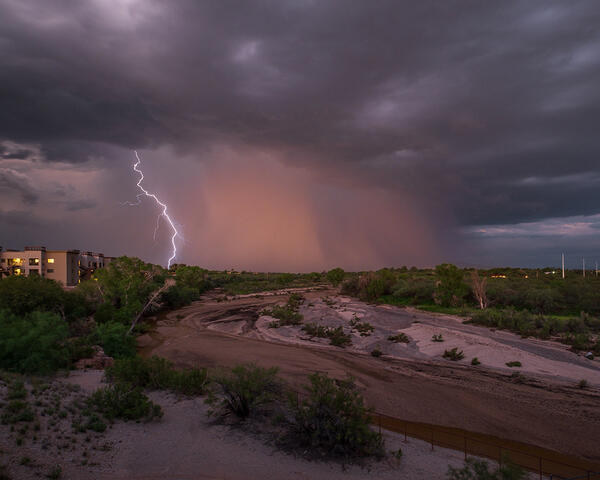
[371,412,600,480]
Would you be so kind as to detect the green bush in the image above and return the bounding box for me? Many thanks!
[505,361,522,368]
[471,357,481,366]
[371,349,382,357]
[349,317,374,336]
[288,373,384,459]
[90,322,136,359]
[432,333,444,342]
[207,364,281,419]
[106,356,208,396]
[0,275,66,316]
[301,323,352,348]
[443,348,464,361]
[328,327,352,347]
[326,268,345,286]
[388,333,410,343]
[263,294,305,327]
[447,457,525,480]
[0,310,70,374]
[88,383,163,421]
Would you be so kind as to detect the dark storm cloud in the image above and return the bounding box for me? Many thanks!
[0,169,39,204]
[1,0,599,265]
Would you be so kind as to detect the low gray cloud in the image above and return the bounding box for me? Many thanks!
[0,0,599,267]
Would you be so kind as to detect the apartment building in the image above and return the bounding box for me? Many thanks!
[0,246,114,286]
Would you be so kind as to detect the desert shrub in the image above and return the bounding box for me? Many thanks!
[443,348,464,361]
[328,327,352,347]
[287,373,384,459]
[326,268,345,286]
[207,364,282,419]
[505,361,522,368]
[302,322,329,338]
[88,383,162,421]
[301,323,352,348]
[432,333,444,342]
[89,322,136,359]
[263,294,304,327]
[447,457,525,480]
[388,333,410,343]
[0,310,70,374]
[106,356,208,396]
[349,317,374,336]
[1,398,35,424]
[471,357,481,366]
[578,379,588,389]
[371,349,382,357]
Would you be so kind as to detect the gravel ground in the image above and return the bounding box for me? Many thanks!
[0,370,516,480]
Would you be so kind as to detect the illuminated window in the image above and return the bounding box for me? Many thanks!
[14,268,22,276]
[48,258,55,264]
[29,258,40,266]
[8,258,23,266]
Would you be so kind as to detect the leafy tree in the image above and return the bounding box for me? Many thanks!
[326,267,345,286]
[434,264,469,307]
[92,256,167,329]
[0,275,66,317]
[470,270,488,310]
[90,322,136,358]
[0,310,70,374]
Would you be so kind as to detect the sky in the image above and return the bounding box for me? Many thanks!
[1,0,599,271]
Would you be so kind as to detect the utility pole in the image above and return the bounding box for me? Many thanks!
[562,253,565,279]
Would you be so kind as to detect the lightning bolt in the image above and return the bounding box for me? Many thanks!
[126,150,179,268]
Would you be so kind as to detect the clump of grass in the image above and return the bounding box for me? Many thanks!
[471,357,481,366]
[206,364,281,419]
[371,349,383,357]
[442,348,464,361]
[578,379,588,389]
[301,323,352,348]
[349,316,374,336]
[1,400,35,424]
[432,333,444,342]
[263,294,305,327]
[387,333,409,343]
[87,383,163,422]
[46,465,62,480]
[106,356,208,396]
[448,457,525,480]
[506,361,522,368]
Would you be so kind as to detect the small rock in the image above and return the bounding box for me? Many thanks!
[75,346,114,370]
